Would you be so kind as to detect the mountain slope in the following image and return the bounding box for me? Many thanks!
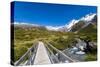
[70,13,97,32]
[46,13,97,32]
[78,23,97,33]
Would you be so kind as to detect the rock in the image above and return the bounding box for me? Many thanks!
[75,51,85,55]
[64,60,69,63]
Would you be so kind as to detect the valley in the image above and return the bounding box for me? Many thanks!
[11,13,97,64]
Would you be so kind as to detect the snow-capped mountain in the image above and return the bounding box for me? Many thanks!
[13,22,40,27]
[46,13,96,31]
[12,13,97,32]
[80,13,96,22]
[67,13,97,31]
[45,26,64,31]
[66,19,79,28]
[65,19,79,31]
[45,19,79,32]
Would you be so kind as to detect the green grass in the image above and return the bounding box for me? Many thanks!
[14,46,28,62]
[85,53,97,61]
[12,23,97,62]
[13,42,34,62]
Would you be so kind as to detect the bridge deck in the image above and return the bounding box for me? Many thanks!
[34,42,51,64]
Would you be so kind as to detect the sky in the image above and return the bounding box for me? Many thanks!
[12,1,97,26]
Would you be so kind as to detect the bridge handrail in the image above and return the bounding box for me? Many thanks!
[45,44,60,63]
[46,42,76,62]
[14,42,38,66]
[25,43,38,65]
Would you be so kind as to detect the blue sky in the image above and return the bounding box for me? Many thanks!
[12,1,97,26]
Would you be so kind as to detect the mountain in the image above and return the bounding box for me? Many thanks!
[13,22,40,27]
[12,22,47,31]
[45,19,79,32]
[46,13,97,32]
[45,26,64,31]
[78,23,97,33]
[70,13,97,32]
[80,13,96,22]
[12,13,97,32]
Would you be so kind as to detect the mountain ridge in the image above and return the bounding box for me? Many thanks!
[12,13,97,32]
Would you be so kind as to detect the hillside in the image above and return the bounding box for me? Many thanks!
[12,22,97,62]
[70,21,85,32]
[79,23,97,33]
[12,24,77,62]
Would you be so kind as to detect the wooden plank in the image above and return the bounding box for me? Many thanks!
[34,42,51,64]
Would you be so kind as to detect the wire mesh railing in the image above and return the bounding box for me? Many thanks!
[13,41,76,66]
[45,42,76,63]
[14,42,38,66]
